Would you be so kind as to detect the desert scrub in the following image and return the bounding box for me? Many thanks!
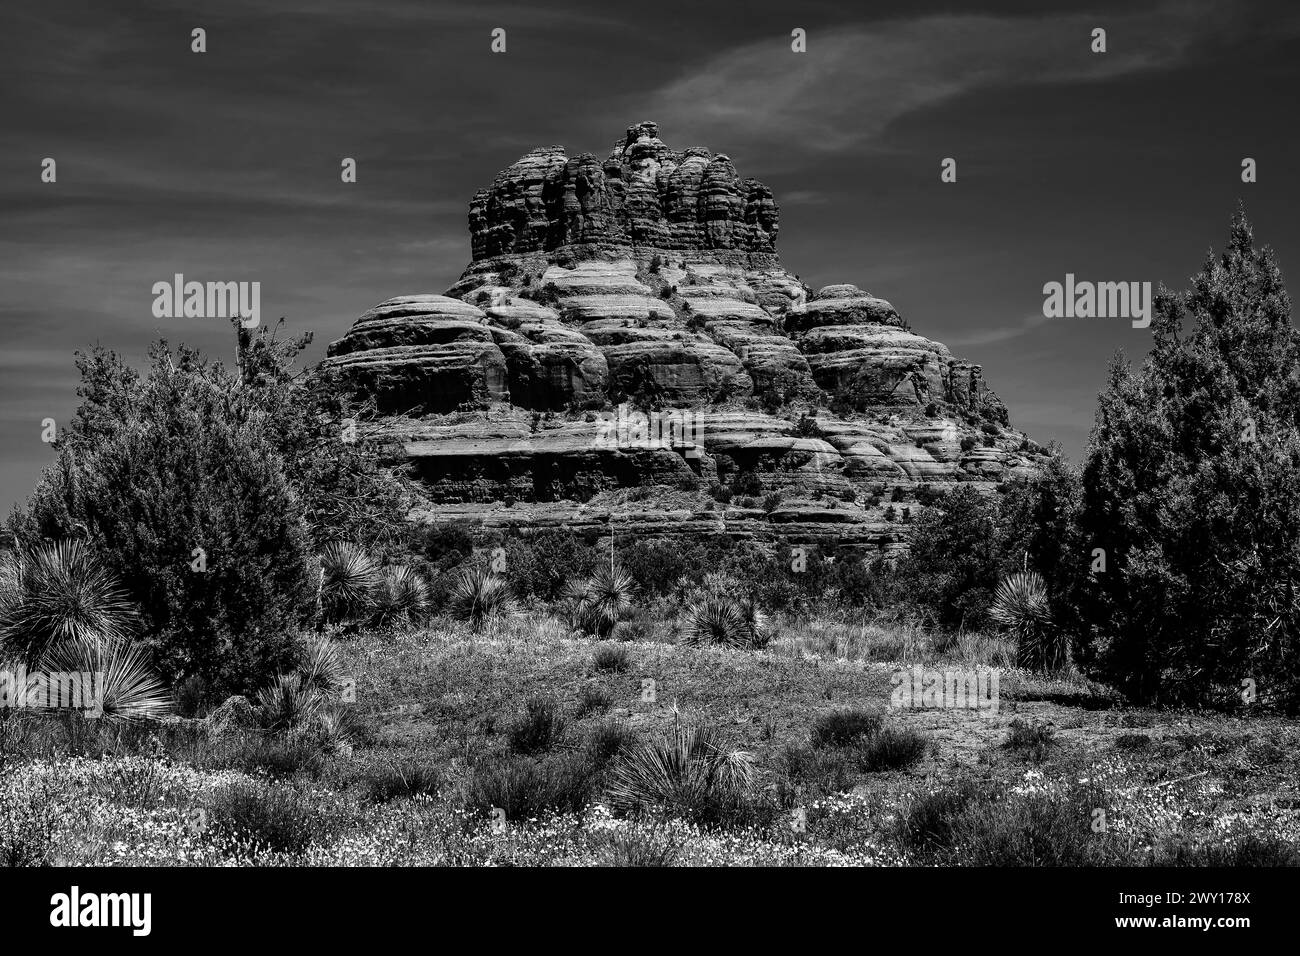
[204,779,338,859]
[507,696,566,754]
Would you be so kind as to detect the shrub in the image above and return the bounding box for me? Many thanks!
[14,344,314,695]
[507,696,566,754]
[584,720,636,765]
[592,643,631,673]
[465,752,596,819]
[1002,719,1056,761]
[0,781,58,866]
[361,763,442,803]
[895,782,984,858]
[574,683,614,718]
[205,781,331,857]
[854,725,928,771]
[810,708,884,749]
[896,487,1001,631]
[503,531,600,602]
[41,635,172,721]
[255,674,323,732]
[680,588,770,650]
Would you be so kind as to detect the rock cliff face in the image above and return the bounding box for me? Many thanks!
[324,123,1043,552]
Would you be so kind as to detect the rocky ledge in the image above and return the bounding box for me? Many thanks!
[322,123,1044,553]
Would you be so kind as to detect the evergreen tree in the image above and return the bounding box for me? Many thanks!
[1078,209,1300,707]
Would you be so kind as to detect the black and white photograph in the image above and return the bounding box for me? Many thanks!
[1,0,1297,937]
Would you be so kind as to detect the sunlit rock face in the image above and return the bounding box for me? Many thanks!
[323,123,1043,552]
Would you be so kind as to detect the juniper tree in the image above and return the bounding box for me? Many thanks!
[1078,209,1300,708]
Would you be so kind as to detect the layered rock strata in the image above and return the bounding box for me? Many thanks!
[323,123,1042,552]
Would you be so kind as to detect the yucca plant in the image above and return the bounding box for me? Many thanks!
[0,540,135,666]
[372,565,430,627]
[607,709,756,824]
[297,634,345,694]
[448,564,516,631]
[255,673,324,731]
[680,593,770,649]
[989,570,1066,671]
[39,635,171,722]
[318,541,382,623]
[562,566,638,637]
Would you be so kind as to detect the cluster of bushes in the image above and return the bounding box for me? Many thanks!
[896,213,1300,710]
[7,325,414,697]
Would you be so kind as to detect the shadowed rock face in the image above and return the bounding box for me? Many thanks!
[323,124,1043,552]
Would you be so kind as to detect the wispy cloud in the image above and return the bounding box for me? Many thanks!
[647,3,1289,157]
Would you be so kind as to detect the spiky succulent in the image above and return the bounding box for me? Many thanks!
[319,541,382,623]
[0,539,135,666]
[255,673,324,731]
[41,635,171,722]
[607,708,755,815]
[373,564,430,627]
[297,634,345,693]
[680,593,770,649]
[449,564,516,631]
[562,566,638,637]
[990,570,1066,671]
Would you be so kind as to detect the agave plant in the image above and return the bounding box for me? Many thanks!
[607,708,755,817]
[372,565,430,627]
[449,564,516,631]
[319,541,382,623]
[40,635,171,722]
[0,540,135,666]
[562,566,638,637]
[989,570,1066,671]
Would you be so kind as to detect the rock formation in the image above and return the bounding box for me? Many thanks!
[323,122,1043,552]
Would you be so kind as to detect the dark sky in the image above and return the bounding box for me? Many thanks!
[4,0,1300,512]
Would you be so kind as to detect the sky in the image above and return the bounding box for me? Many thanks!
[4,0,1300,512]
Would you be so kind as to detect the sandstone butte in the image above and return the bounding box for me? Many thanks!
[323,122,1045,554]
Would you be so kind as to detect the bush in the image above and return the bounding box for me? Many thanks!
[584,720,636,765]
[592,643,631,673]
[810,708,884,749]
[507,696,566,754]
[14,344,314,695]
[896,487,1001,631]
[899,782,1122,865]
[360,763,442,803]
[503,531,600,602]
[1002,719,1056,761]
[205,780,332,857]
[854,725,927,771]
[466,752,596,819]
[574,683,614,718]
[1077,211,1300,708]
